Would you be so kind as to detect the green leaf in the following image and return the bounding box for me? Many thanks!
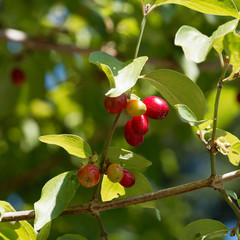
[225,190,238,200]
[142,69,206,120]
[119,170,155,209]
[175,104,211,126]
[175,19,239,63]
[39,134,92,158]
[89,51,148,97]
[36,222,51,240]
[151,0,240,19]
[57,234,88,240]
[229,141,240,166]
[224,32,240,80]
[101,175,125,201]
[0,201,36,240]
[106,147,152,170]
[34,171,79,231]
[179,219,228,240]
[206,129,240,166]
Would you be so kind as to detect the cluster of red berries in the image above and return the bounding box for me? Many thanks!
[77,163,135,188]
[11,68,25,86]
[104,93,169,146]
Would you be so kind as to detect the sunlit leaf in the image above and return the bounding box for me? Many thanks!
[147,0,240,19]
[224,32,240,80]
[57,234,88,240]
[106,147,152,169]
[206,128,240,166]
[142,69,206,120]
[179,219,228,240]
[175,19,238,63]
[39,134,92,158]
[34,171,79,231]
[101,175,125,202]
[89,51,148,97]
[229,142,240,166]
[0,201,36,240]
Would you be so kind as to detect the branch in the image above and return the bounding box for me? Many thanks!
[0,28,93,55]
[0,28,218,71]
[2,169,240,222]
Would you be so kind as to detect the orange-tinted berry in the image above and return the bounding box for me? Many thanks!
[107,163,123,183]
[126,99,146,116]
[78,164,100,188]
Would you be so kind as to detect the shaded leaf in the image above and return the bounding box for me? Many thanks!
[175,19,238,63]
[179,219,228,240]
[175,104,211,126]
[39,134,92,158]
[34,171,79,231]
[142,69,206,120]
[148,0,240,19]
[119,170,155,209]
[57,234,88,240]
[101,175,125,201]
[36,222,51,240]
[89,51,148,97]
[226,190,238,200]
[106,147,152,170]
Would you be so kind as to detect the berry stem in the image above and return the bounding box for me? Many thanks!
[92,112,122,200]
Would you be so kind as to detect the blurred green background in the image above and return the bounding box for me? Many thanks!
[0,0,240,239]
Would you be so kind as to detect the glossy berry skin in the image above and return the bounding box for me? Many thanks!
[120,169,135,188]
[126,99,147,116]
[78,164,100,188]
[131,115,149,135]
[11,68,25,86]
[107,163,123,183]
[143,96,169,120]
[104,93,127,114]
[124,120,144,146]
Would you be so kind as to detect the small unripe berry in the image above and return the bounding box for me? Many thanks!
[11,68,25,86]
[104,93,127,114]
[124,120,144,146]
[131,115,149,135]
[107,163,123,183]
[120,169,135,188]
[126,99,146,116]
[143,96,169,120]
[78,164,100,188]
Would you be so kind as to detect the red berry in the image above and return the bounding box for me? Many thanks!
[237,92,240,104]
[131,115,149,135]
[126,99,146,116]
[11,68,25,86]
[107,163,123,183]
[78,164,100,188]
[120,169,135,188]
[143,96,169,120]
[124,120,144,146]
[104,93,127,114]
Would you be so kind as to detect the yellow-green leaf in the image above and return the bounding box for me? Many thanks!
[39,134,92,158]
[101,175,125,202]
